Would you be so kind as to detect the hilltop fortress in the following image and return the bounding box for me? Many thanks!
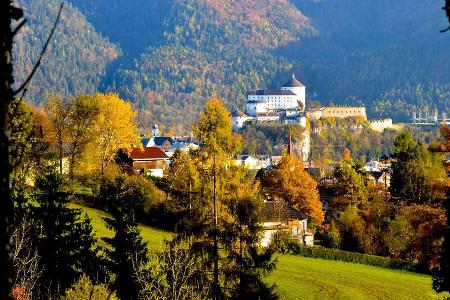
[232,74,392,134]
[232,75,307,130]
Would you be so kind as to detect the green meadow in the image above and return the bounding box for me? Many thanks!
[267,255,447,300]
[74,204,447,300]
[71,203,172,249]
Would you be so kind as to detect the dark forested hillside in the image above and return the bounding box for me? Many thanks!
[68,0,172,59]
[288,0,450,121]
[14,0,120,105]
[13,0,450,131]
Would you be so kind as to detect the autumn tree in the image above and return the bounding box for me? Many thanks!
[333,161,368,208]
[386,204,446,271]
[220,167,277,299]
[343,148,351,161]
[63,275,117,300]
[168,95,277,299]
[66,95,99,177]
[192,93,242,156]
[432,123,450,293]
[337,205,368,253]
[167,149,201,231]
[46,95,70,175]
[90,93,140,174]
[390,131,447,205]
[8,98,35,192]
[262,154,324,224]
[11,216,41,299]
[134,245,210,300]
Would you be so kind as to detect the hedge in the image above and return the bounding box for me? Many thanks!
[279,241,422,273]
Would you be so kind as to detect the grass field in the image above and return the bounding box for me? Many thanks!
[70,203,172,249]
[267,255,447,300]
[72,204,447,300]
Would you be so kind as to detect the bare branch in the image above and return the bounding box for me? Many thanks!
[11,216,41,299]
[12,19,27,36]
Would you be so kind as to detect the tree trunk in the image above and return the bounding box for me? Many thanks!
[59,141,63,176]
[0,1,17,298]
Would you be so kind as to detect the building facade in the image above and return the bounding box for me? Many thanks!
[232,74,307,131]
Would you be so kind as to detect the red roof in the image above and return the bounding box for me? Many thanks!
[126,147,169,160]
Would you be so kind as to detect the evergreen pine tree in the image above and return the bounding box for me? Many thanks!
[101,176,149,300]
[29,170,103,296]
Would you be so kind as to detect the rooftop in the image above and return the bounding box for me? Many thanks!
[231,109,249,117]
[248,89,297,96]
[126,147,169,160]
[282,74,305,88]
[262,201,308,222]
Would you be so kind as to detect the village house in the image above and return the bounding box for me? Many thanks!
[368,171,391,187]
[232,155,275,170]
[141,124,199,157]
[260,200,314,247]
[117,146,170,177]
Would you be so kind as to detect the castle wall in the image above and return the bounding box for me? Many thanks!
[321,107,367,120]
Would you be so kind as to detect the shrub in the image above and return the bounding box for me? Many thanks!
[62,275,117,300]
[281,242,422,273]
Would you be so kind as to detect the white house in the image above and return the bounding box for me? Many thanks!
[364,160,380,172]
[260,201,314,247]
[233,155,271,170]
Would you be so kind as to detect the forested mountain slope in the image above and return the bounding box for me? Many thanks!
[13,0,450,132]
[13,0,120,104]
[107,0,316,131]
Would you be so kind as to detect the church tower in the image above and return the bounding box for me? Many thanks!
[280,74,306,111]
[152,123,159,137]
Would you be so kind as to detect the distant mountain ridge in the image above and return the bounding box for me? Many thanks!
[13,0,450,132]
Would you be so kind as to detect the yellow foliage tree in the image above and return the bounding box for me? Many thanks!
[263,155,324,224]
[86,93,140,173]
[192,93,242,157]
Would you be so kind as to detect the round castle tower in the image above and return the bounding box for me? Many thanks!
[280,74,306,111]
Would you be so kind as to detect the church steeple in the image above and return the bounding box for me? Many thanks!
[288,129,294,156]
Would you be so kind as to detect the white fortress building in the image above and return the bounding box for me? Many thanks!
[232,75,307,130]
[232,74,310,162]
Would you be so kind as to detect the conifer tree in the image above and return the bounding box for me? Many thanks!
[28,170,103,296]
[170,95,277,299]
[101,176,149,300]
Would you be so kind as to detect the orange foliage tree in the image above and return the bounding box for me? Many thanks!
[262,154,324,224]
